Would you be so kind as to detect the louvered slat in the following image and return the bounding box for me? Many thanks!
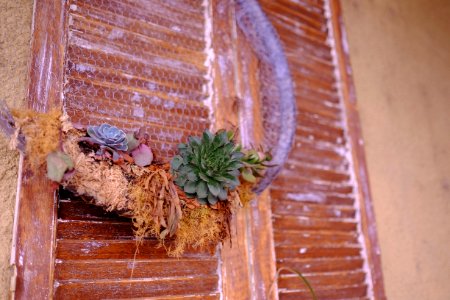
[260,0,373,298]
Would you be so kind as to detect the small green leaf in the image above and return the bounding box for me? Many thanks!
[196,181,208,199]
[126,133,139,152]
[226,177,240,189]
[198,172,210,182]
[184,181,197,194]
[202,129,213,143]
[207,193,218,205]
[218,188,228,200]
[227,161,244,169]
[187,171,198,182]
[171,155,183,170]
[188,136,201,146]
[226,130,235,140]
[174,175,187,187]
[232,151,244,160]
[207,181,221,197]
[241,168,256,183]
[215,176,228,182]
[46,151,74,183]
[228,169,240,177]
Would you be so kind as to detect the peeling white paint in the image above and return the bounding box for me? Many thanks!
[325,0,375,298]
[74,64,94,73]
[108,28,124,40]
[202,0,215,129]
[286,192,325,202]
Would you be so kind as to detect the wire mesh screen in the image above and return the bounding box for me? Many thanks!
[63,0,211,160]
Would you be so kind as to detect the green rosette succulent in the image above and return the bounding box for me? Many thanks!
[170,129,244,205]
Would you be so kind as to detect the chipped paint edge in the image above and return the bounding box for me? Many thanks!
[324,0,375,298]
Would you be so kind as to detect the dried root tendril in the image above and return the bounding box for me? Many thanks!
[130,168,182,243]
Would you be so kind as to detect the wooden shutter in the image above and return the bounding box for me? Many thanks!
[259,0,385,299]
[13,0,385,299]
[55,0,221,298]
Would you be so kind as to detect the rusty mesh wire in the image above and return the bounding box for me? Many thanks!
[235,0,296,193]
[62,0,294,189]
[63,0,211,160]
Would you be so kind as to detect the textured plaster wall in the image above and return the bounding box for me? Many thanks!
[341,1,450,299]
[0,0,33,297]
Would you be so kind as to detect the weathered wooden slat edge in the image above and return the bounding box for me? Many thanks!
[328,1,386,299]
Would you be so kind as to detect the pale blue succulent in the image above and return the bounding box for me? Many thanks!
[86,124,128,151]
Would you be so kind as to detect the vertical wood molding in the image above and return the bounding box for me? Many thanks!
[212,1,277,298]
[329,1,386,299]
[14,0,67,298]
[235,25,278,299]
[27,0,67,112]
[210,1,252,298]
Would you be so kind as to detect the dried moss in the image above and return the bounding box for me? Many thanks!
[130,168,182,242]
[62,130,131,211]
[237,181,256,207]
[168,205,230,257]
[11,109,61,168]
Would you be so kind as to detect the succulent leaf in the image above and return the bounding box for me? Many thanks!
[170,129,244,205]
[184,181,197,194]
[126,133,140,152]
[241,168,256,183]
[196,181,208,199]
[240,149,273,183]
[131,144,153,167]
[87,124,128,151]
[46,151,74,183]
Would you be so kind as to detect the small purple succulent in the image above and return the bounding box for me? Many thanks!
[87,124,128,151]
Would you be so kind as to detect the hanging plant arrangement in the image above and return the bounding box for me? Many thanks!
[0,102,272,257]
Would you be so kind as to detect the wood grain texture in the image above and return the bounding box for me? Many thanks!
[210,1,254,299]
[213,1,280,298]
[229,22,279,299]
[14,0,67,299]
